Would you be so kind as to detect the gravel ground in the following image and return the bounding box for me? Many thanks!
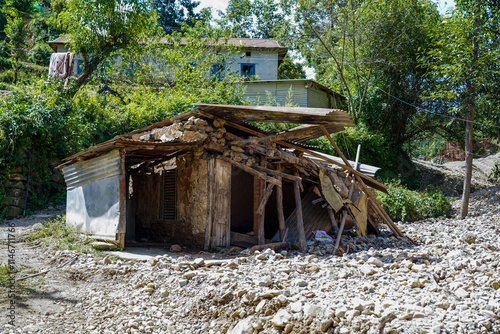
[1,185,499,334]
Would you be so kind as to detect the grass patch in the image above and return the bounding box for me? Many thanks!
[377,181,451,222]
[0,263,12,287]
[23,215,101,254]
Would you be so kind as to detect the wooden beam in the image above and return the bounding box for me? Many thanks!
[221,156,282,187]
[215,118,387,192]
[230,231,273,248]
[254,165,302,183]
[257,183,275,216]
[293,180,308,253]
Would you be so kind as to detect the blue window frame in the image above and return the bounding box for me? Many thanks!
[211,64,225,81]
[241,63,256,77]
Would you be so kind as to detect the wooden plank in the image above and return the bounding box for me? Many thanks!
[212,158,232,248]
[319,126,409,241]
[192,103,355,126]
[293,180,308,253]
[221,156,282,187]
[204,156,214,250]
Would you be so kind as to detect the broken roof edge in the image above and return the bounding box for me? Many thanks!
[192,103,354,126]
[58,103,355,168]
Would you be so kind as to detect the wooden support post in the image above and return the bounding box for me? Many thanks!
[204,157,214,250]
[293,179,307,253]
[276,165,286,242]
[332,144,360,255]
[257,182,274,244]
[257,183,275,216]
[327,208,338,233]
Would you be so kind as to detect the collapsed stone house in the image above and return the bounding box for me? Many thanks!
[58,104,408,251]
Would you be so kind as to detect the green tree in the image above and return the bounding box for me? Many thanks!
[3,0,35,83]
[153,0,205,34]
[219,0,291,39]
[58,0,158,97]
[423,0,500,218]
[294,0,438,128]
[357,0,440,147]
[278,54,305,79]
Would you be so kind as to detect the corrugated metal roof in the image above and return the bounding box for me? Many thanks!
[48,35,287,54]
[193,104,354,126]
[303,151,381,178]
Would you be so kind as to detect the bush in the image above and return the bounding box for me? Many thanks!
[489,159,500,183]
[376,181,451,222]
[27,43,53,67]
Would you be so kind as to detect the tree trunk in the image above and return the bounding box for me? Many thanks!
[460,112,474,219]
[460,1,481,219]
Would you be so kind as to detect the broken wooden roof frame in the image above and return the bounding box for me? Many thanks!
[60,104,412,252]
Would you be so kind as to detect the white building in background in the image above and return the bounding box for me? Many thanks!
[47,36,344,109]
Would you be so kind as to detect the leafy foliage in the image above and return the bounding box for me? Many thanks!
[58,0,158,96]
[377,181,451,222]
[219,0,291,39]
[489,159,500,184]
[278,55,305,80]
[153,0,205,34]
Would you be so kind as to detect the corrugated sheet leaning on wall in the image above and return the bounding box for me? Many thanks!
[62,149,123,240]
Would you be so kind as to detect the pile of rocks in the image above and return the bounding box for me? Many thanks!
[10,187,500,334]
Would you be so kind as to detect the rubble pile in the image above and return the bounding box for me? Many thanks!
[11,187,500,334]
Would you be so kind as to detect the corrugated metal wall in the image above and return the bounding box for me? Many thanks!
[307,87,330,108]
[62,149,123,240]
[243,82,309,107]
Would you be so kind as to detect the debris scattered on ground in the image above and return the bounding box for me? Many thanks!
[2,186,499,333]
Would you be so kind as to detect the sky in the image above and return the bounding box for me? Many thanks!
[197,0,456,17]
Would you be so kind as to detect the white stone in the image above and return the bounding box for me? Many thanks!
[304,303,322,317]
[359,265,376,275]
[290,301,303,313]
[255,300,267,313]
[271,310,291,327]
[229,317,254,334]
[367,257,384,267]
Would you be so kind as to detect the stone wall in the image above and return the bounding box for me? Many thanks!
[1,156,65,218]
[2,167,27,217]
